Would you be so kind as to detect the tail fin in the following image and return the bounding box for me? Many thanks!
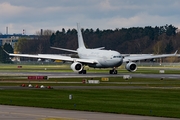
[77,23,86,49]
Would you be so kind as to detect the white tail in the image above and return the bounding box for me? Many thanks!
[77,23,86,49]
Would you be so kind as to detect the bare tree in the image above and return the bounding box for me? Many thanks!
[35,29,55,36]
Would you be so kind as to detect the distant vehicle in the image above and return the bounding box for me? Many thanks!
[40,85,45,89]
[5,24,177,74]
[28,84,33,88]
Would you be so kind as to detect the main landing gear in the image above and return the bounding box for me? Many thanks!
[79,69,86,74]
[109,68,118,74]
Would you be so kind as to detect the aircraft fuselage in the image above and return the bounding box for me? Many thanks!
[77,48,123,68]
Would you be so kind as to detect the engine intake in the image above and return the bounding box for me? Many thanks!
[70,62,83,72]
[125,62,137,72]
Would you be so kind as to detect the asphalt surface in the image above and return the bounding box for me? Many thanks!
[0,105,179,120]
[1,71,180,79]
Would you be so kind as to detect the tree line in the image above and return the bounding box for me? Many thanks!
[0,24,179,63]
[49,24,178,54]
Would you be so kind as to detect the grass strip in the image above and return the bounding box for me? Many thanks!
[0,89,180,118]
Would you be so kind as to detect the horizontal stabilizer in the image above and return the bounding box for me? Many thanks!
[51,47,77,53]
[94,47,105,50]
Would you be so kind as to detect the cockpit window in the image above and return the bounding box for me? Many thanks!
[113,56,121,58]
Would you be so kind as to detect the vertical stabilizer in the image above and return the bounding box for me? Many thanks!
[77,23,86,49]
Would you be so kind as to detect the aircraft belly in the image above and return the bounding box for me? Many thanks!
[103,60,122,67]
[88,59,122,68]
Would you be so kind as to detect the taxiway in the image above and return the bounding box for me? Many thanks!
[0,105,179,120]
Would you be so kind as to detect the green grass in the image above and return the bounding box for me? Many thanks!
[1,63,180,118]
[1,77,180,87]
[0,89,180,118]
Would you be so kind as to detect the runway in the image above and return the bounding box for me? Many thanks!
[1,71,180,79]
[0,105,179,120]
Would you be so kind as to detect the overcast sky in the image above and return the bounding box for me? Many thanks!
[0,0,180,35]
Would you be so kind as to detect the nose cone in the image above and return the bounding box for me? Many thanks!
[116,57,123,67]
[113,51,123,67]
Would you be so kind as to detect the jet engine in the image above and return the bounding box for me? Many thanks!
[70,62,83,72]
[125,62,137,72]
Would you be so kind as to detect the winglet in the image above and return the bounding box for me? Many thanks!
[2,48,9,55]
[174,50,178,55]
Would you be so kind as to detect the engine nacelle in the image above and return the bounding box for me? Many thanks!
[125,62,137,72]
[70,62,83,72]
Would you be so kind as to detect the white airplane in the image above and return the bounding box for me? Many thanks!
[5,24,177,74]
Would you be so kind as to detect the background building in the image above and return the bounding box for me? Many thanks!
[0,34,36,49]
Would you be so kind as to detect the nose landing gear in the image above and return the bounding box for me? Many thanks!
[109,68,117,74]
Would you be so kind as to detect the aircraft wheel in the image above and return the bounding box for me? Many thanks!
[109,70,117,74]
[113,70,118,74]
[82,70,86,74]
[78,71,82,74]
[79,70,86,74]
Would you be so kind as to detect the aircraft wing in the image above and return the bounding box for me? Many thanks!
[123,51,178,62]
[7,53,98,64]
[51,46,105,51]
[38,54,98,64]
